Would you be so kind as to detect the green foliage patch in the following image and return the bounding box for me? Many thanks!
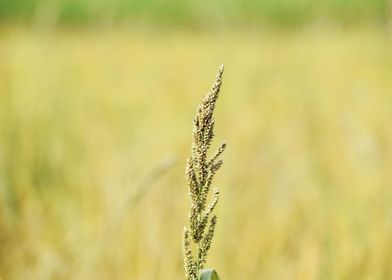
[0,0,388,27]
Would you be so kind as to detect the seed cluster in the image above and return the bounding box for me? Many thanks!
[182,65,226,280]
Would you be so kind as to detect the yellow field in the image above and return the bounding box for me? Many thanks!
[1,26,392,279]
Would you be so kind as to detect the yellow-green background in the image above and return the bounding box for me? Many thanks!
[1,1,392,279]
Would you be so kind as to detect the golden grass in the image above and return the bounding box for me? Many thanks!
[1,25,392,279]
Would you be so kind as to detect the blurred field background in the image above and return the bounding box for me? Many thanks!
[1,1,392,280]
[0,0,389,27]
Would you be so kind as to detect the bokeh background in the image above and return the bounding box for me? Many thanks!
[1,1,392,279]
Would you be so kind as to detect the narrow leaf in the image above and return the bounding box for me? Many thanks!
[200,269,220,280]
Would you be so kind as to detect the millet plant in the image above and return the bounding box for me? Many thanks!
[182,65,225,280]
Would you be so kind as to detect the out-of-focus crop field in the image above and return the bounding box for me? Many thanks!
[1,26,392,280]
[0,0,387,27]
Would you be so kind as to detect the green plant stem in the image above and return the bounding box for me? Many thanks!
[197,209,202,278]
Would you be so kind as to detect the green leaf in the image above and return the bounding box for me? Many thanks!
[200,269,220,280]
